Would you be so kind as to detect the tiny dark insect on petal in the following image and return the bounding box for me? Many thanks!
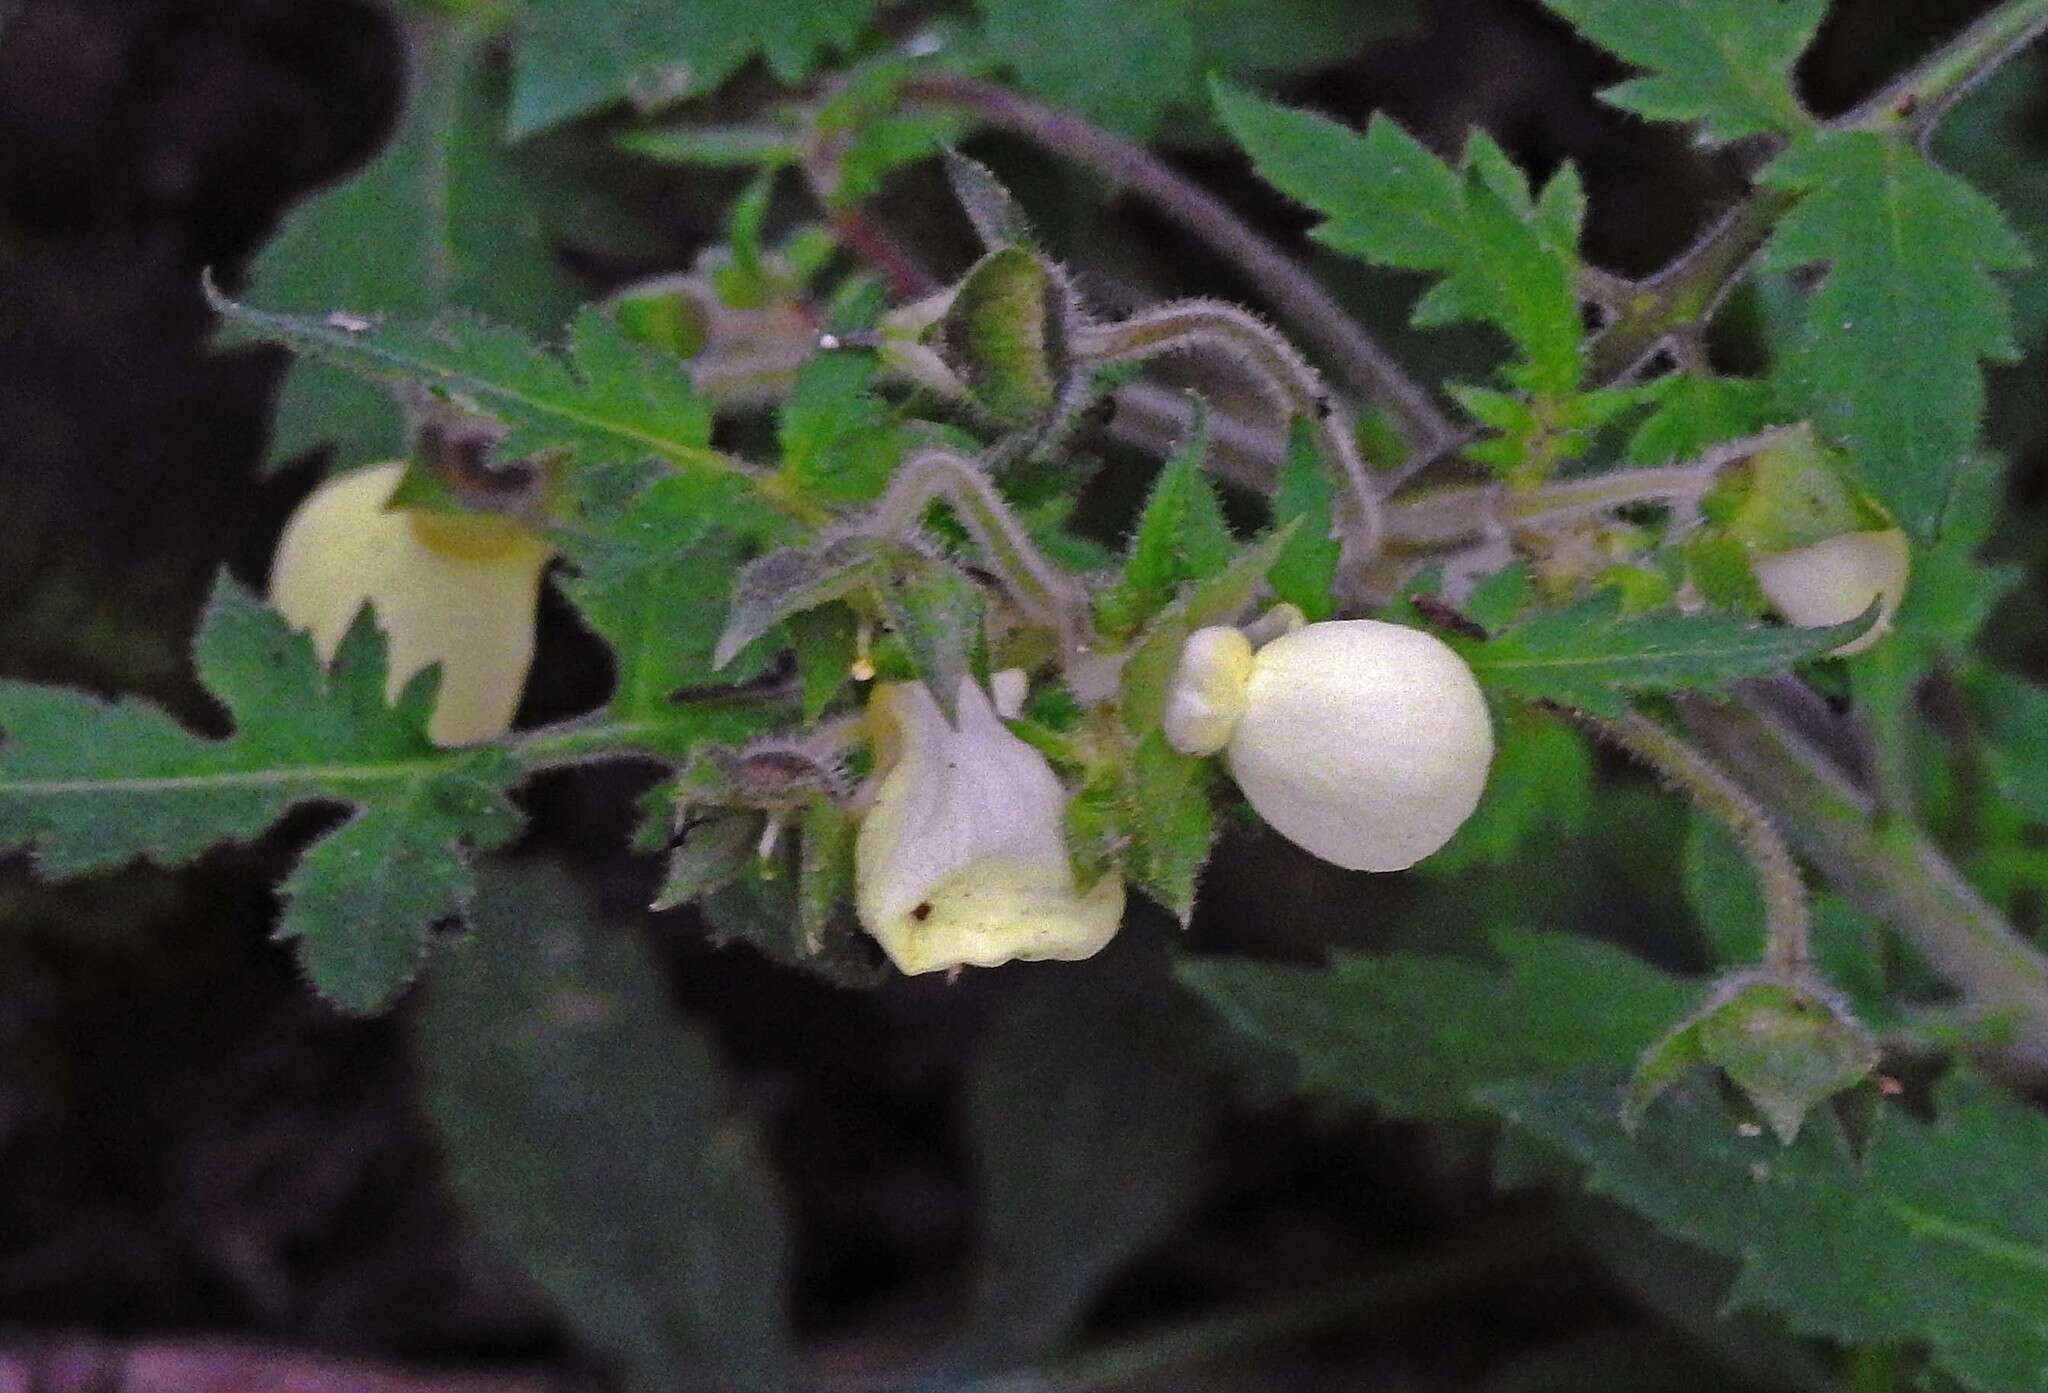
[911,902,934,921]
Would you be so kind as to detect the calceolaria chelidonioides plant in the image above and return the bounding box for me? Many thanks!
[13,12,2048,1358]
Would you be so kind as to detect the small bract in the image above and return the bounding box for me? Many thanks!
[855,677,1124,975]
[1750,527,1909,657]
[1167,619,1494,872]
[268,463,551,746]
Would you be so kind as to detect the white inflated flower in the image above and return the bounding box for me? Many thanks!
[1751,527,1909,658]
[1165,619,1494,872]
[854,676,1124,975]
[268,462,551,746]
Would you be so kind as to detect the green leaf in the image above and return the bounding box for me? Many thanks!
[1537,0,1823,144]
[652,811,759,911]
[797,795,856,955]
[1096,407,1235,636]
[1485,1068,2048,1393]
[1939,65,2048,353]
[1761,132,2029,542]
[789,605,861,723]
[878,551,987,719]
[1213,81,1583,394]
[1890,452,2023,655]
[1119,523,1296,736]
[714,535,891,674]
[1122,731,1216,924]
[559,473,787,726]
[1178,929,1692,1123]
[507,0,886,137]
[1977,671,2048,828]
[1624,375,1775,466]
[1265,417,1341,622]
[777,351,904,505]
[0,575,522,1011]
[943,150,1036,251]
[1694,980,1878,1144]
[967,955,1209,1354]
[237,17,575,470]
[1189,0,1417,79]
[1449,593,1873,717]
[977,0,1194,138]
[1424,708,1592,873]
[418,864,790,1393]
[212,292,740,486]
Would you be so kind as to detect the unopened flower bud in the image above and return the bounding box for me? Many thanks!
[854,677,1124,974]
[1751,527,1909,657]
[268,462,550,746]
[1162,626,1256,758]
[1164,619,1493,872]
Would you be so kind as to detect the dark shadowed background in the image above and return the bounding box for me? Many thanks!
[0,1,2040,1387]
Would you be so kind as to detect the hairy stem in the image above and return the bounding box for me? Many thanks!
[1683,690,2048,1056]
[1587,0,2048,385]
[871,448,1095,657]
[1386,426,1798,548]
[1848,0,2048,141]
[1074,301,1384,560]
[1579,709,1813,973]
[898,71,1456,452]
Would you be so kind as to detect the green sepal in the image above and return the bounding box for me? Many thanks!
[1628,970,1879,1144]
[934,246,1076,431]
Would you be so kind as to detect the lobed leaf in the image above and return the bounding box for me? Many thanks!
[507,0,885,137]
[1485,1068,2048,1393]
[234,16,576,470]
[1264,417,1341,622]
[1179,929,1692,1123]
[1095,408,1235,637]
[1213,81,1584,395]
[418,864,791,1393]
[211,290,734,486]
[1761,132,2029,542]
[967,956,1210,1354]
[1119,523,1296,737]
[0,576,522,1011]
[1448,593,1874,716]
[1538,0,1824,144]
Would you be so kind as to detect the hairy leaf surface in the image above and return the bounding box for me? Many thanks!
[1180,929,1691,1122]
[1486,1069,2048,1393]
[0,576,522,1010]
[1762,132,2028,541]
[237,17,575,469]
[1539,0,1824,144]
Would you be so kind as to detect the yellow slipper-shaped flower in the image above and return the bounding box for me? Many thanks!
[268,462,550,746]
[855,676,1124,975]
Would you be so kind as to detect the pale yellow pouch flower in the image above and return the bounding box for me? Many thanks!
[855,676,1124,974]
[1166,619,1494,872]
[268,463,550,746]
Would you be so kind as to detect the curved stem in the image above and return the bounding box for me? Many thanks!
[1847,0,2048,142]
[1587,0,2048,386]
[1683,689,2048,1056]
[898,72,1455,454]
[1578,708,1812,974]
[1073,300,1383,561]
[871,448,1095,658]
